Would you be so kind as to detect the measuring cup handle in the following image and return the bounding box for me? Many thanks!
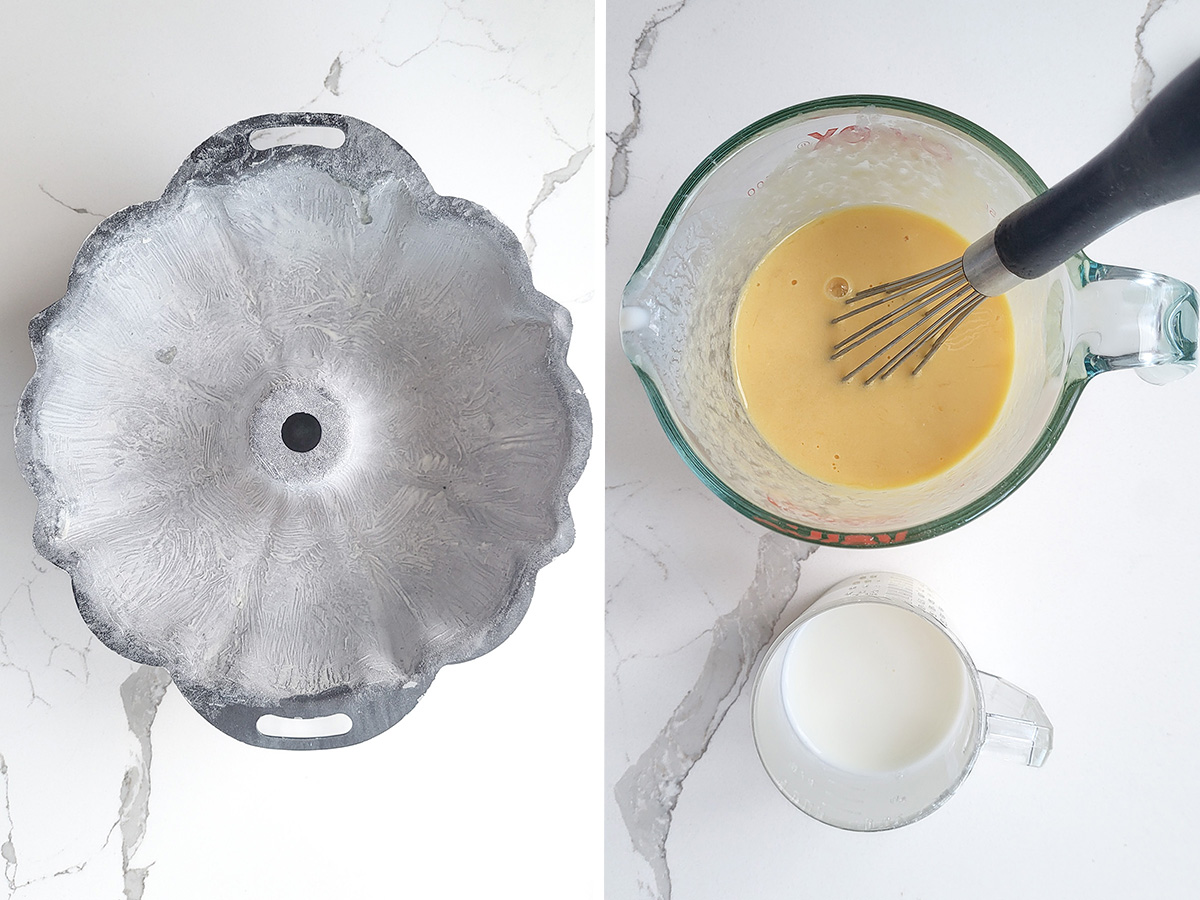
[978,671,1053,767]
[1072,259,1198,384]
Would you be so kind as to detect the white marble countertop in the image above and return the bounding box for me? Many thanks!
[0,3,601,898]
[606,1,1200,898]
[5,1,1200,897]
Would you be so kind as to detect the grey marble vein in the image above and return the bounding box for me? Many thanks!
[449,2,512,53]
[0,759,91,894]
[117,666,172,900]
[376,2,511,69]
[1,559,109,708]
[1132,0,1169,111]
[378,40,439,70]
[0,637,46,710]
[523,143,594,258]
[613,534,815,900]
[306,2,512,98]
[606,0,690,220]
[323,55,344,96]
[1,581,56,709]
[37,185,102,218]
[0,662,170,899]
[1,755,14,895]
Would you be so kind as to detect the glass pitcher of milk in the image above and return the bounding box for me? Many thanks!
[751,572,1051,831]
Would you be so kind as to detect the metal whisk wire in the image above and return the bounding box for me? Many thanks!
[830,262,988,384]
[826,54,1200,385]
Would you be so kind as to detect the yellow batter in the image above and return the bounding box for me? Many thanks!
[732,205,1014,490]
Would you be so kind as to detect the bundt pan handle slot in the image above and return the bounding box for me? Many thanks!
[197,681,431,751]
[164,111,429,196]
[248,121,347,151]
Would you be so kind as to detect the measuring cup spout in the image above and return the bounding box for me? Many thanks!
[978,671,1053,767]
[1073,260,1198,384]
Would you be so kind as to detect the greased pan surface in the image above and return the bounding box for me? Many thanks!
[15,112,591,749]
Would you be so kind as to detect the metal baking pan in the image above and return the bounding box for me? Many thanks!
[15,112,591,749]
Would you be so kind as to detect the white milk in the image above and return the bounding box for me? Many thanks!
[781,601,971,774]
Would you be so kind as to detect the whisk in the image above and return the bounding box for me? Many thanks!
[834,56,1200,384]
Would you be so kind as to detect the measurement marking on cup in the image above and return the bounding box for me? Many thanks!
[752,513,910,545]
[798,125,952,161]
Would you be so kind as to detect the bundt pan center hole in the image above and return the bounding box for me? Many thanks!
[282,411,322,453]
[249,380,348,482]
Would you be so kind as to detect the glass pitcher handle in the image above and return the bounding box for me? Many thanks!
[1075,260,1198,384]
[978,671,1053,767]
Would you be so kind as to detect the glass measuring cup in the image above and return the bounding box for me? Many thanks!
[620,97,1198,545]
[751,572,1052,831]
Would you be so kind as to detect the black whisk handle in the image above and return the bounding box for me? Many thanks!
[994,55,1200,281]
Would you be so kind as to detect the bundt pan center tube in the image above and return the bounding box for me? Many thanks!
[15,112,592,749]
